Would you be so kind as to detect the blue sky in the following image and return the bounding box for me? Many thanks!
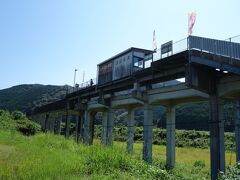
[0,0,239,89]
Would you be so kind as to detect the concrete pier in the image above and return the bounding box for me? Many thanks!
[101,111,108,145]
[166,105,176,168]
[83,111,95,145]
[127,108,135,155]
[65,114,71,138]
[80,113,84,141]
[78,114,84,142]
[83,111,90,144]
[107,109,114,145]
[49,114,55,132]
[56,114,62,135]
[40,114,45,129]
[209,95,225,180]
[235,101,240,162]
[45,114,51,132]
[142,103,153,163]
[101,109,114,146]
[75,115,80,143]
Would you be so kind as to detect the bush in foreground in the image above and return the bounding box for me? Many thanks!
[219,162,240,180]
[0,110,17,130]
[0,110,41,135]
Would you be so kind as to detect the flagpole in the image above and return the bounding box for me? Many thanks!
[73,69,78,87]
[153,30,157,61]
[82,71,85,83]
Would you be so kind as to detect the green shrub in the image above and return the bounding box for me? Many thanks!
[0,110,41,135]
[12,110,25,120]
[0,110,17,130]
[16,118,41,135]
[193,160,206,168]
[219,162,240,180]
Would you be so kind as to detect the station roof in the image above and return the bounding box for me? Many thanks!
[98,47,154,66]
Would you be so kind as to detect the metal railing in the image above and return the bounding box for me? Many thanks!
[153,35,240,61]
[153,37,188,61]
[189,35,240,60]
[224,35,240,43]
[67,35,240,94]
[67,78,97,94]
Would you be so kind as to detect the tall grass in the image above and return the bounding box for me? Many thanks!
[110,140,235,179]
[0,131,173,179]
[1,130,238,179]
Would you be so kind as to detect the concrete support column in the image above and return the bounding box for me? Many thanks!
[75,115,79,142]
[83,111,89,144]
[101,111,108,145]
[166,105,176,168]
[107,109,114,146]
[44,114,49,132]
[235,101,240,162]
[101,109,114,146]
[209,95,225,180]
[38,114,40,126]
[83,111,94,145]
[127,108,135,155]
[40,114,45,128]
[90,112,95,145]
[65,114,71,138]
[75,114,82,143]
[79,113,84,141]
[55,114,62,135]
[133,82,139,90]
[34,115,39,124]
[142,103,153,164]
[49,114,55,133]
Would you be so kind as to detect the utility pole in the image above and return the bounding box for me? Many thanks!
[82,71,85,83]
[74,69,77,87]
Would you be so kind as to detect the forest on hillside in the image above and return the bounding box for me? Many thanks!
[0,84,68,113]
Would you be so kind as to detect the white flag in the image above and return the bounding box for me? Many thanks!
[153,30,157,51]
[188,12,196,35]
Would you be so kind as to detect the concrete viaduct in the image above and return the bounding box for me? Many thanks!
[31,36,240,180]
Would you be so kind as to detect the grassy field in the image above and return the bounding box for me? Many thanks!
[100,140,236,179]
[0,131,164,179]
[0,130,237,180]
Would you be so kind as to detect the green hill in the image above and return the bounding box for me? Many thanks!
[0,84,68,113]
